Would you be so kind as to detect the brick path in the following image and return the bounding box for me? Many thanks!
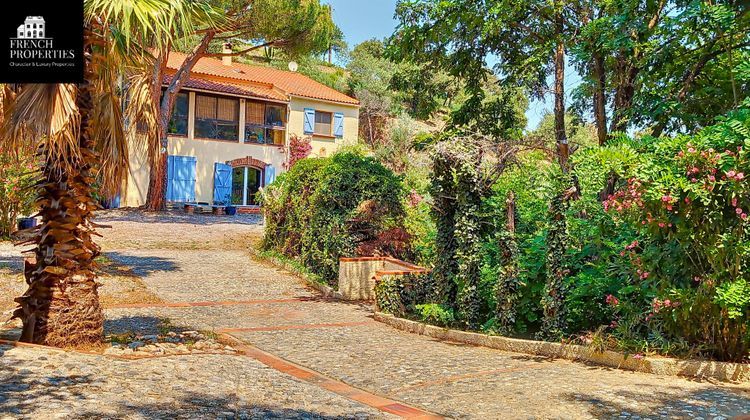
[1,210,750,418]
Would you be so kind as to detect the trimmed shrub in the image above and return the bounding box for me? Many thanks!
[261,151,409,286]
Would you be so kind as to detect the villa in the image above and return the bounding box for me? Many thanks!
[121,47,360,209]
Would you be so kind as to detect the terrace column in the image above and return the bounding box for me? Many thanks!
[187,92,196,140]
[238,98,246,144]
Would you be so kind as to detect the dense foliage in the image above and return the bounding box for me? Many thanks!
[600,108,750,361]
[260,151,409,284]
[0,146,37,238]
[373,108,750,362]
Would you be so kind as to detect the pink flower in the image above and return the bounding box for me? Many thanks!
[733,198,739,207]
[606,295,619,306]
[737,208,743,215]
[742,213,748,220]
[737,173,745,180]
[633,353,644,360]
[727,170,737,178]
[688,147,696,153]
[658,222,666,228]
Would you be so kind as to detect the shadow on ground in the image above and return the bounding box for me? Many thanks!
[0,255,23,275]
[0,353,359,419]
[564,387,750,418]
[96,209,263,226]
[104,252,181,276]
[104,315,166,336]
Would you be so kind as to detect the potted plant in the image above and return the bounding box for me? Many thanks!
[222,193,237,216]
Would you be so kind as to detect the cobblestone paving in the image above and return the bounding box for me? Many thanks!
[2,210,750,419]
[0,344,393,419]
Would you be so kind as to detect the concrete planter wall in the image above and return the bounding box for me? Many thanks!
[374,312,750,383]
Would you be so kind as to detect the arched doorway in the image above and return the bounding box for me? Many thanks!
[231,166,262,205]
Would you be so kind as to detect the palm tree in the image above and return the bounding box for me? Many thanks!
[1,0,217,347]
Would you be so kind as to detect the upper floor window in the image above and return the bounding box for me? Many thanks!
[167,92,188,136]
[195,94,239,141]
[314,111,332,136]
[245,101,286,146]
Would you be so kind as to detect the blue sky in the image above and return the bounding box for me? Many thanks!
[324,0,564,130]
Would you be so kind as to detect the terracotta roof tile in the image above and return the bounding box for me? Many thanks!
[163,73,288,102]
[166,52,359,106]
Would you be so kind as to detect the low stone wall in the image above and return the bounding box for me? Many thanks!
[338,257,428,300]
[374,312,750,383]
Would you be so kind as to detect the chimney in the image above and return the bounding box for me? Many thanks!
[222,43,232,66]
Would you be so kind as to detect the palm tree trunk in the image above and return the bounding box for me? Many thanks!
[14,27,104,347]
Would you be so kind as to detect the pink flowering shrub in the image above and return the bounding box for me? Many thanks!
[602,108,750,361]
[286,134,313,169]
[0,146,38,237]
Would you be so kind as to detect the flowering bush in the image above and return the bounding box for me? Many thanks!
[286,134,313,169]
[603,108,750,361]
[0,146,38,238]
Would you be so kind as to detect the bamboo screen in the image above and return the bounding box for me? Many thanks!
[246,101,265,125]
[196,95,217,119]
[217,97,238,122]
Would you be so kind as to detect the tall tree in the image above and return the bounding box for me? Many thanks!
[1,0,196,347]
[390,0,563,165]
[571,0,750,138]
[145,0,338,211]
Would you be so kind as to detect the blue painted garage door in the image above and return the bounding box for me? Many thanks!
[166,155,197,202]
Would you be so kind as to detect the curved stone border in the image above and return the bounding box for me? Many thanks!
[374,312,750,383]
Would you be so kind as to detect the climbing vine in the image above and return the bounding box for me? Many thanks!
[493,191,521,334]
[429,141,458,305]
[539,176,573,339]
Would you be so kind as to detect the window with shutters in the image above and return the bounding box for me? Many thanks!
[194,94,239,141]
[314,111,332,136]
[244,101,286,146]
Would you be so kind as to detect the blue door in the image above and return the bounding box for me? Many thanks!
[167,155,197,202]
[213,162,233,205]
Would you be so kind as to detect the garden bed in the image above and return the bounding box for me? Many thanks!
[374,312,750,383]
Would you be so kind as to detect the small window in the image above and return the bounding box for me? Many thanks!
[195,94,239,141]
[315,111,332,136]
[167,92,189,136]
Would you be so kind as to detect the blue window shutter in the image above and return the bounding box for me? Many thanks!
[264,164,276,187]
[303,108,315,134]
[167,155,197,202]
[187,157,196,202]
[213,162,233,205]
[166,155,176,201]
[333,112,344,138]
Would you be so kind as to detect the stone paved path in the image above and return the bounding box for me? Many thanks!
[2,210,750,419]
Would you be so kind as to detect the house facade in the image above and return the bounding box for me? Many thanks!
[122,50,359,209]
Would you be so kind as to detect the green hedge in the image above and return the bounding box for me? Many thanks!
[260,151,409,286]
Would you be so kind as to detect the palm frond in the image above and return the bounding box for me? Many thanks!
[2,84,81,170]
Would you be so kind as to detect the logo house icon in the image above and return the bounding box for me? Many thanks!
[16,16,45,39]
